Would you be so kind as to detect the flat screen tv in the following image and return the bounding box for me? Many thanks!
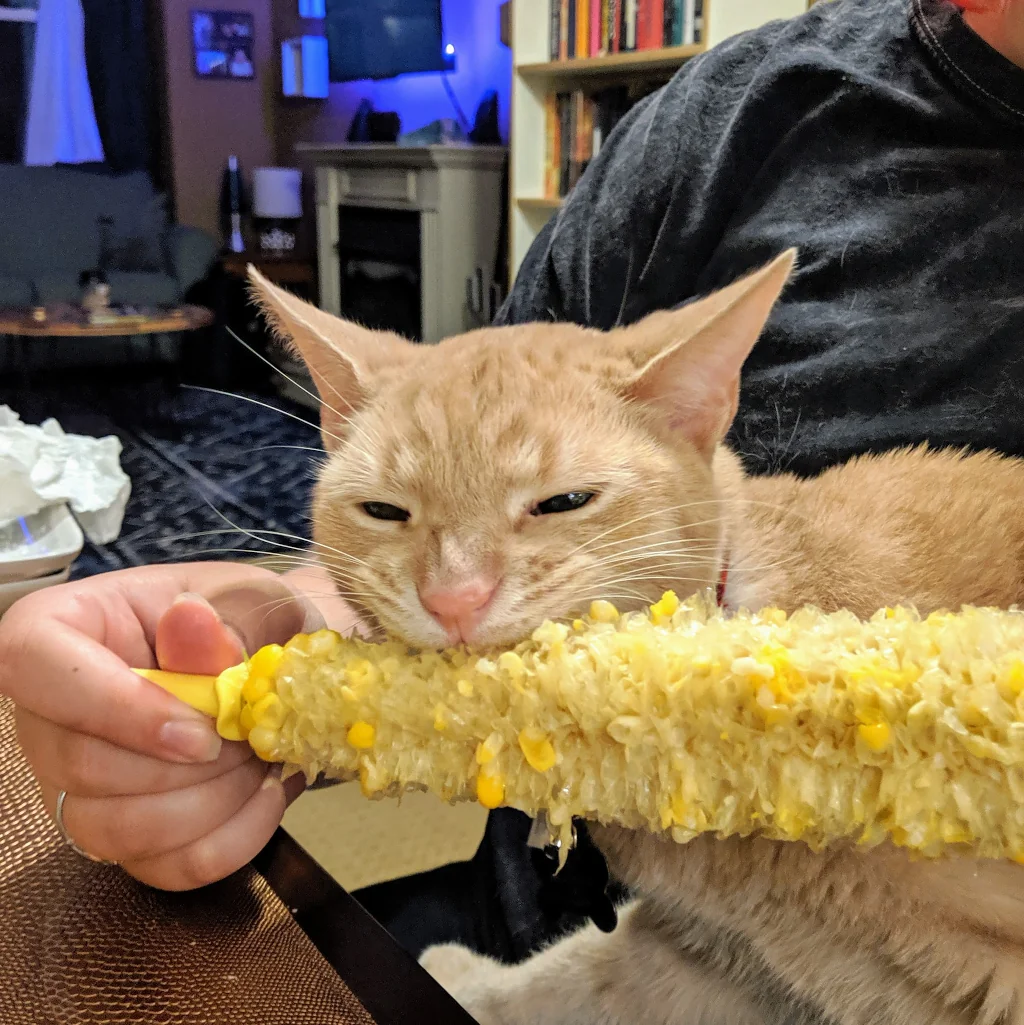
[325,0,450,82]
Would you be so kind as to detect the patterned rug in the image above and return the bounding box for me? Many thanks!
[2,372,322,579]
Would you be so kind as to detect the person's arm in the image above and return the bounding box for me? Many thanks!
[497,21,797,331]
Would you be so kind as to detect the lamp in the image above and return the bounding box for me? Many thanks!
[251,167,303,255]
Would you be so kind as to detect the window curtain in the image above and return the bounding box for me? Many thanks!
[23,0,104,165]
[80,0,156,174]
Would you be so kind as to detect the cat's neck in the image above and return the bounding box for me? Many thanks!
[712,448,823,615]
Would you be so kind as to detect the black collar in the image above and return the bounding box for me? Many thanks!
[911,0,1024,125]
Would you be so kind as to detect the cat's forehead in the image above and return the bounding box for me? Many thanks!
[335,325,642,492]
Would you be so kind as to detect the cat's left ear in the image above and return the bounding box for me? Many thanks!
[619,249,796,461]
[247,267,406,450]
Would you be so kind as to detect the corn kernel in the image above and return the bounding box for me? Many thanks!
[249,644,285,680]
[858,722,892,753]
[518,727,556,772]
[238,705,255,740]
[457,679,474,698]
[589,600,619,623]
[251,693,287,730]
[476,771,505,809]
[476,731,503,765]
[650,590,680,622]
[242,674,273,706]
[347,721,376,749]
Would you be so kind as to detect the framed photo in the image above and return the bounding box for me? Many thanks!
[191,10,255,79]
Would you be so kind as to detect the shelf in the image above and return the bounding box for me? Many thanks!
[517,44,703,80]
[517,196,564,212]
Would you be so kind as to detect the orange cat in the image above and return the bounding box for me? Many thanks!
[252,253,1024,1025]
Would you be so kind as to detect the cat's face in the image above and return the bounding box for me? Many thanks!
[251,251,794,649]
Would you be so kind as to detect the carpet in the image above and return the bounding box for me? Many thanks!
[3,372,323,578]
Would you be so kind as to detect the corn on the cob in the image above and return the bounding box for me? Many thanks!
[137,594,1024,861]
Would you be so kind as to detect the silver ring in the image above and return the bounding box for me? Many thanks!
[55,790,118,866]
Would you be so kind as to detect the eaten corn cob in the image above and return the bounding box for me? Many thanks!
[137,593,1024,861]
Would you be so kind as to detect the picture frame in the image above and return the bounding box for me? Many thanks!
[191,10,255,79]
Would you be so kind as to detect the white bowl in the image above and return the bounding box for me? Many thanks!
[0,566,72,616]
[0,505,84,584]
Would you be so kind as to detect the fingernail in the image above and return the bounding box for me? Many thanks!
[261,764,284,792]
[173,591,213,609]
[159,718,223,762]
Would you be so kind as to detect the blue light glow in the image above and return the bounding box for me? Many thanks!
[17,517,33,546]
[445,43,455,56]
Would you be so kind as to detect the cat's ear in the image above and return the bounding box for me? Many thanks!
[618,250,796,461]
[247,267,403,450]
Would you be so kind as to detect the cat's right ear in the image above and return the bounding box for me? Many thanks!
[247,267,401,450]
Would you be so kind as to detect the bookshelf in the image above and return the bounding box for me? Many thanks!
[509,0,808,278]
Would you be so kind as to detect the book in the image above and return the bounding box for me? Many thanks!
[558,92,572,196]
[544,93,560,198]
[551,0,561,60]
[600,0,610,54]
[576,0,590,58]
[623,0,637,51]
[591,0,602,55]
[560,0,570,59]
[567,0,576,57]
[641,0,666,49]
[693,0,704,43]
[683,0,695,43]
[610,0,621,51]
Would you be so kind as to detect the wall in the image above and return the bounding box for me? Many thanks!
[273,0,511,163]
[158,0,276,239]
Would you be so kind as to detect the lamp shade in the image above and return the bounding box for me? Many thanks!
[251,167,303,219]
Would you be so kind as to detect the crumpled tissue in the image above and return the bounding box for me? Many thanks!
[0,406,131,545]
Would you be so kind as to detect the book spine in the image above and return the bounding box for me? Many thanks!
[590,0,602,56]
[550,0,560,60]
[637,0,650,49]
[663,0,674,47]
[624,0,637,51]
[570,90,581,190]
[567,0,577,58]
[693,0,703,43]
[560,0,570,59]
[600,0,610,54]
[544,93,559,198]
[610,0,621,51]
[670,0,684,45]
[577,0,589,58]
[648,0,665,49]
[558,93,571,195]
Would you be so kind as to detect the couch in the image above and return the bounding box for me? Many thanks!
[0,164,218,307]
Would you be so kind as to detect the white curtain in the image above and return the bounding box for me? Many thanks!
[24,0,104,166]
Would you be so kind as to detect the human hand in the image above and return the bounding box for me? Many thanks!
[0,562,335,890]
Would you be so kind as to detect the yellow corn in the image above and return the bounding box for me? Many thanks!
[136,594,1024,861]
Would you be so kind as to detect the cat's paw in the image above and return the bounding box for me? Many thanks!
[419,942,496,991]
[420,944,512,1022]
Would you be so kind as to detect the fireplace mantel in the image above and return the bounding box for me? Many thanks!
[298,144,507,343]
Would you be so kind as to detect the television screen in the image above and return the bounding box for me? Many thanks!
[325,0,447,82]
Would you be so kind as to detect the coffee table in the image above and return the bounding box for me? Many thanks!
[0,304,215,388]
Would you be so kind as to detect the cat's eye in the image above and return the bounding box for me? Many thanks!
[361,502,411,523]
[531,491,597,516]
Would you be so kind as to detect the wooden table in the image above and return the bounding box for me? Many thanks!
[221,253,316,288]
[0,304,215,389]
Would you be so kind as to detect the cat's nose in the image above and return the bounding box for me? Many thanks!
[419,578,500,642]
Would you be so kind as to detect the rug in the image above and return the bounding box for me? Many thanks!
[2,372,322,579]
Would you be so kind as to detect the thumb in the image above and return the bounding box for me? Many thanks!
[156,593,247,674]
